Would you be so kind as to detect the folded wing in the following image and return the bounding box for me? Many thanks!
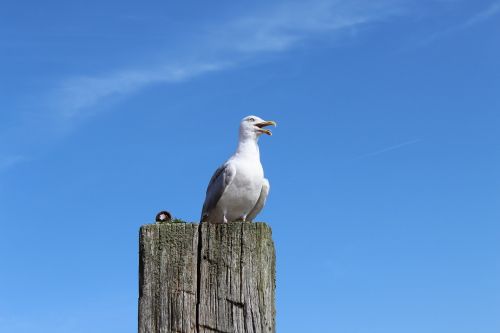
[200,163,236,222]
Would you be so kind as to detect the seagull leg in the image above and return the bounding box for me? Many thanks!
[234,215,247,222]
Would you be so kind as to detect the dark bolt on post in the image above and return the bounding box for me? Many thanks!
[155,210,172,223]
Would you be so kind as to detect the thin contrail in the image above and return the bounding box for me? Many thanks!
[355,138,421,160]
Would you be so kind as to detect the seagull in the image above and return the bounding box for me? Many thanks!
[201,115,277,223]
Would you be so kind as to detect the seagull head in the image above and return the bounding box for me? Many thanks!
[239,115,277,140]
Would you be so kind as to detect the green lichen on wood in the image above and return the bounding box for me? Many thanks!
[155,217,187,224]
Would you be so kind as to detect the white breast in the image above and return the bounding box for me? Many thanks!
[217,156,264,221]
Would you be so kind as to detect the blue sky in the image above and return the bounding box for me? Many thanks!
[1,0,499,332]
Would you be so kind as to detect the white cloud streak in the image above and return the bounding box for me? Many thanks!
[463,1,500,27]
[222,0,398,53]
[1,0,407,172]
[54,0,404,121]
[55,62,227,120]
[419,1,500,45]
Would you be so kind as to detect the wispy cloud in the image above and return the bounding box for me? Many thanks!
[355,139,421,160]
[420,1,500,45]
[2,0,408,172]
[463,1,500,27]
[54,62,227,121]
[222,0,402,53]
[53,0,404,122]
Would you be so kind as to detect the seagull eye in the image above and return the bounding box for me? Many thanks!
[248,117,255,122]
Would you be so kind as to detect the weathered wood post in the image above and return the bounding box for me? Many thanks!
[138,222,276,333]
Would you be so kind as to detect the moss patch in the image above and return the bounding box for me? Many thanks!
[156,217,187,224]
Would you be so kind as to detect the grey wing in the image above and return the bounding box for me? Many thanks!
[246,178,270,222]
[200,162,236,222]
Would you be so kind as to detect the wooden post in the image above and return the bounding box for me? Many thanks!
[138,222,276,333]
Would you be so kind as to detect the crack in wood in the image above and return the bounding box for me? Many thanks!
[195,223,203,333]
[225,298,245,308]
[199,324,232,333]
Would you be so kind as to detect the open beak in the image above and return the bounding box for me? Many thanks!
[255,120,277,136]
